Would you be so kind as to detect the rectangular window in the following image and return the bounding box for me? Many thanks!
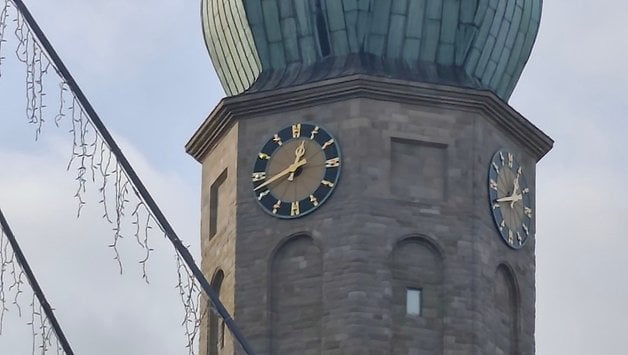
[209,169,228,239]
[406,288,422,316]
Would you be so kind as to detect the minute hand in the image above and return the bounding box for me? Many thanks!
[495,194,522,203]
[254,159,307,192]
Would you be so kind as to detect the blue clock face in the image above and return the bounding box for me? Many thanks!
[488,150,533,249]
[251,123,341,219]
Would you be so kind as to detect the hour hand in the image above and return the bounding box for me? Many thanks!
[511,172,521,196]
[288,140,306,182]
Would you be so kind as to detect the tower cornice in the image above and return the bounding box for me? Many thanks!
[186,75,553,163]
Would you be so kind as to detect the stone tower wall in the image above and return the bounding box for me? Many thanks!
[199,124,240,355]
[189,76,552,354]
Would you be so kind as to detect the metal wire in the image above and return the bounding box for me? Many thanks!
[0,1,256,353]
[0,209,73,354]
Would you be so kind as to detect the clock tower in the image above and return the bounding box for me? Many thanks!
[187,1,553,354]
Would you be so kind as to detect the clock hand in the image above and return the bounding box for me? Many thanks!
[496,196,515,203]
[288,140,306,182]
[510,174,521,208]
[254,159,307,192]
[496,194,522,204]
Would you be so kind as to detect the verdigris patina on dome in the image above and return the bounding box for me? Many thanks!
[202,0,542,101]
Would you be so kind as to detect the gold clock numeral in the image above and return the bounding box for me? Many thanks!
[321,180,335,188]
[490,179,498,191]
[291,201,300,216]
[490,151,529,248]
[517,231,523,244]
[252,172,266,182]
[254,125,340,218]
[325,157,341,168]
[292,123,301,138]
[272,200,282,214]
[257,190,270,201]
[492,162,500,174]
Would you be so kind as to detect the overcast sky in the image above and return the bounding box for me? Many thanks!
[0,1,626,354]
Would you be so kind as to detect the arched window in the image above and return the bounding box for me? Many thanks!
[391,237,444,353]
[270,235,322,354]
[208,270,224,355]
[495,264,520,354]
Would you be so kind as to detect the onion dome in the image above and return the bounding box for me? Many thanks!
[202,0,542,101]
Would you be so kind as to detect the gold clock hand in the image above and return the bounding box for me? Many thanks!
[254,159,307,192]
[510,175,521,208]
[496,196,515,203]
[496,194,522,205]
[288,140,306,182]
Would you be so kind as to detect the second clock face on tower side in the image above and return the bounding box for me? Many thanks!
[488,150,534,249]
[251,123,341,219]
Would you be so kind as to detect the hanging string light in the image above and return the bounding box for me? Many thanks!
[0,1,255,354]
[0,209,72,354]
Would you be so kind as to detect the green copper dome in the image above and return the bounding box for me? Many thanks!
[202,0,542,101]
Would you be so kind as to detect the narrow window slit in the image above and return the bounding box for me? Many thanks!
[406,288,422,316]
[209,169,228,239]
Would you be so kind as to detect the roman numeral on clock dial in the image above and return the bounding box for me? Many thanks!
[251,123,341,219]
[488,149,533,250]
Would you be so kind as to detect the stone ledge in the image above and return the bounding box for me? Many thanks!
[186,75,553,162]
